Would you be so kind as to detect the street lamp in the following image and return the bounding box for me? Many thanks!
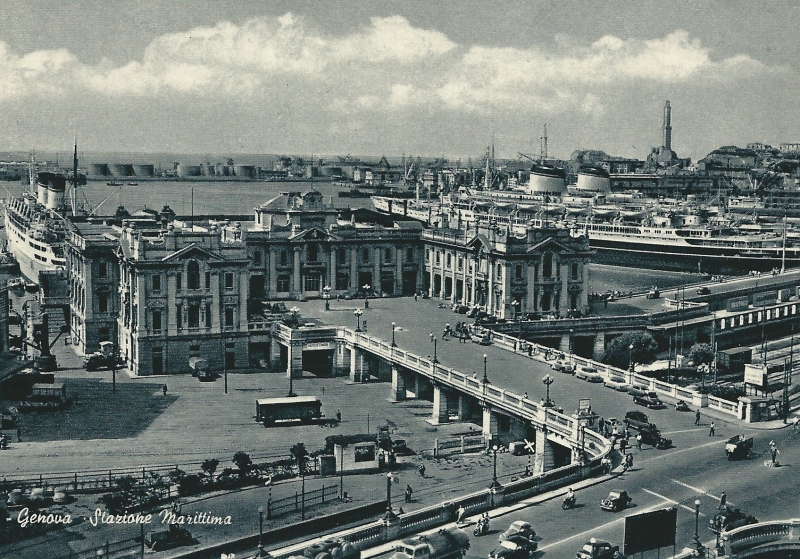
[384,472,397,521]
[433,337,439,364]
[694,499,703,554]
[257,506,264,558]
[354,309,363,332]
[290,306,300,326]
[489,445,503,490]
[629,344,634,372]
[363,284,371,309]
[391,322,397,348]
[323,285,331,311]
[542,374,554,407]
[483,354,489,385]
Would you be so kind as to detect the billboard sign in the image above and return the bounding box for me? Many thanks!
[753,291,777,307]
[726,296,749,312]
[624,507,678,555]
[578,398,592,414]
[744,364,767,387]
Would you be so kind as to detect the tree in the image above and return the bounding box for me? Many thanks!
[602,331,659,370]
[689,343,715,366]
[233,451,252,478]
[201,458,220,479]
[290,443,309,476]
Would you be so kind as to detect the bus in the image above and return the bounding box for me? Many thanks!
[255,396,323,426]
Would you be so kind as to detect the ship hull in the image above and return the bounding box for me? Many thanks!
[4,198,67,283]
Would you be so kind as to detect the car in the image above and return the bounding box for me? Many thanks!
[499,520,536,542]
[576,367,604,383]
[52,487,70,504]
[600,490,632,512]
[488,535,538,559]
[674,400,691,412]
[696,286,711,295]
[632,391,665,409]
[454,305,469,314]
[604,376,629,391]
[710,506,757,534]
[576,538,621,559]
[551,360,575,374]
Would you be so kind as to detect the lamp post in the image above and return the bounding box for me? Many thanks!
[569,328,574,356]
[433,337,439,364]
[363,284,371,309]
[323,285,331,311]
[542,374,554,407]
[384,472,397,521]
[257,506,264,558]
[629,343,634,373]
[391,322,397,348]
[290,306,299,325]
[483,354,488,385]
[694,499,703,554]
[489,445,502,490]
[354,309,363,332]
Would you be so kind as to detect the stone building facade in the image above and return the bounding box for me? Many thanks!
[422,224,592,319]
[115,220,250,376]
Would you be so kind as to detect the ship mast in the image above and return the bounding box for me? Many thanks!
[72,138,78,216]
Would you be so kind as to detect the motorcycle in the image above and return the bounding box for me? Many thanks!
[562,495,576,509]
[473,519,490,536]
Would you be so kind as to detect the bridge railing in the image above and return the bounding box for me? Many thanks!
[722,519,800,555]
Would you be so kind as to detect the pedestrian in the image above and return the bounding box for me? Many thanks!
[325,300,330,311]
[695,410,701,425]
[337,294,341,302]
[719,491,727,509]
[598,417,605,433]
[771,446,779,465]
[336,410,342,422]
[523,392,528,399]
[414,293,418,301]
[636,433,643,450]
[405,484,413,503]
[162,384,168,396]
[514,340,518,352]
[619,438,627,452]
[625,453,633,470]
[528,345,533,357]
[456,505,466,524]
[709,422,715,437]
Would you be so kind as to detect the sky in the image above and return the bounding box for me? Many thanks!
[1,0,799,162]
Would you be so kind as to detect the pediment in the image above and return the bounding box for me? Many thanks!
[289,226,338,242]
[161,244,225,262]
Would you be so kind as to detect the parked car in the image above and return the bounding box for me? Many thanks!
[499,520,536,542]
[576,367,604,383]
[604,376,629,391]
[454,305,469,314]
[710,506,757,534]
[697,286,711,295]
[144,526,193,552]
[600,490,632,512]
[488,535,537,559]
[576,538,622,559]
[632,390,665,409]
[551,360,574,374]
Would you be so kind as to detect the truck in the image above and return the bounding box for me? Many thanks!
[18,383,69,412]
[302,537,360,559]
[83,341,121,371]
[144,525,193,552]
[624,411,662,444]
[255,396,323,426]
[388,527,470,559]
[189,357,214,381]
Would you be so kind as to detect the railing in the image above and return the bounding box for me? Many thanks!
[268,484,339,518]
[723,519,800,555]
[708,395,738,413]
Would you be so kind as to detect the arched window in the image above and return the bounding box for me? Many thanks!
[542,252,553,278]
[187,260,200,290]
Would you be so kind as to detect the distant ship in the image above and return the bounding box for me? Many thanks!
[4,146,82,282]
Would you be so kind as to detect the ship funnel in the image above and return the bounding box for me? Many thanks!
[40,172,67,210]
[37,175,47,205]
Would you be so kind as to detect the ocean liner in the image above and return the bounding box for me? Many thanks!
[4,145,80,282]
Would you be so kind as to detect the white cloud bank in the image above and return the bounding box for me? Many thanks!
[0,16,787,120]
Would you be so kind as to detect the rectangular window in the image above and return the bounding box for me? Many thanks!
[497,265,502,279]
[436,251,440,265]
[176,304,183,330]
[253,250,262,265]
[338,248,347,262]
[205,271,211,289]
[385,248,391,263]
[426,249,430,262]
[98,292,108,313]
[277,275,290,292]
[280,250,288,266]
[407,247,414,262]
[176,273,182,290]
[188,304,200,328]
[152,310,162,332]
[362,248,369,263]
[458,257,463,271]
[205,303,212,327]
[98,262,107,279]
[225,341,236,349]
[225,307,234,327]
[152,275,161,293]
[516,264,523,280]
[225,272,234,290]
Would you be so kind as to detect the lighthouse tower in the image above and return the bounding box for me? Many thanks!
[662,100,672,150]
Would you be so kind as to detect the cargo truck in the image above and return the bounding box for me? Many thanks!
[389,527,470,559]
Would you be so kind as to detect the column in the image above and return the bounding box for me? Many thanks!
[395,246,402,295]
[431,385,449,425]
[580,261,589,312]
[373,247,381,294]
[527,262,537,312]
[350,347,368,383]
[268,248,278,296]
[428,266,434,298]
[350,247,358,290]
[560,258,568,313]
[592,333,605,361]
[457,394,470,421]
[238,270,248,327]
[482,407,499,442]
[136,274,147,336]
[287,342,303,378]
[390,365,406,401]
[293,247,301,293]
[270,339,282,371]
[451,252,457,301]
[533,429,556,474]
[167,273,178,335]
[211,272,221,332]
[487,260,494,314]
[330,246,337,290]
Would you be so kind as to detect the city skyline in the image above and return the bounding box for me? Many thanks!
[2,1,799,162]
